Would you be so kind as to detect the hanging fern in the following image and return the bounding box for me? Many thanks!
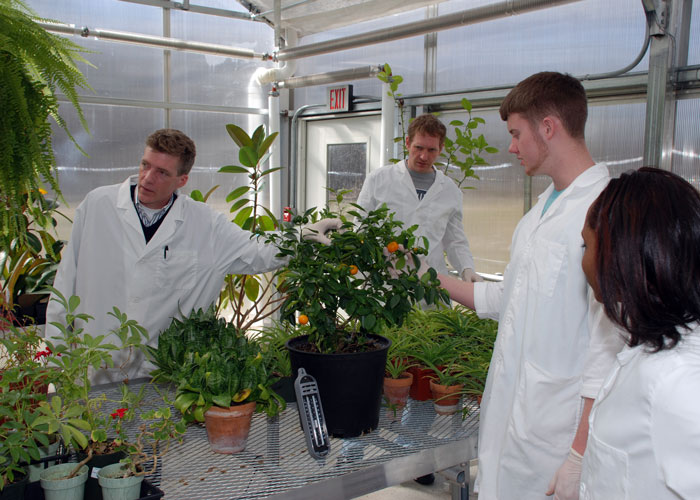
[0,0,91,246]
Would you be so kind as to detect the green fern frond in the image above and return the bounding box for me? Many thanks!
[0,0,92,247]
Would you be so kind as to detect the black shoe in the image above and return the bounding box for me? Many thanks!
[414,473,435,485]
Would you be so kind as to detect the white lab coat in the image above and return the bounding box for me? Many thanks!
[472,163,625,499]
[581,324,700,499]
[356,161,474,275]
[45,177,285,384]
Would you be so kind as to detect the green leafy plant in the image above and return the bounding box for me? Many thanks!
[36,289,149,477]
[376,63,407,163]
[0,0,91,247]
[376,64,498,188]
[1,191,66,320]
[191,123,285,333]
[148,305,285,423]
[435,98,499,189]
[255,320,304,379]
[0,324,53,490]
[268,194,450,354]
[110,390,186,478]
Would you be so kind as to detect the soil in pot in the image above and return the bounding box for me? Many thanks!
[429,380,463,416]
[204,401,257,454]
[383,371,413,418]
[39,463,88,500]
[287,333,390,438]
[98,463,144,500]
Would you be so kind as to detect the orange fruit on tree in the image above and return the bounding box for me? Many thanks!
[349,265,359,275]
[386,241,399,253]
[298,314,309,325]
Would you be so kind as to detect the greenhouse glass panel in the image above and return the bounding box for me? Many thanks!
[48,104,164,240]
[689,2,699,65]
[169,110,268,215]
[672,98,700,190]
[435,0,648,91]
[439,100,646,275]
[169,10,275,107]
[27,0,164,100]
[293,7,426,105]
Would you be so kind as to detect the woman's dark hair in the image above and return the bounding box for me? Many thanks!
[586,167,700,351]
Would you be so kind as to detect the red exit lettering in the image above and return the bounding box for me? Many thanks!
[329,87,346,110]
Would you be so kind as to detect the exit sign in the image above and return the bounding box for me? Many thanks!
[327,84,353,112]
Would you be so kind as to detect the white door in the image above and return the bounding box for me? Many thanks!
[301,114,381,211]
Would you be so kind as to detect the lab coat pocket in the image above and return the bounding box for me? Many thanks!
[156,249,198,291]
[527,239,567,297]
[511,360,579,448]
[580,432,629,499]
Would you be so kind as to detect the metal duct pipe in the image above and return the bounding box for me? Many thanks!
[37,21,266,60]
[276,0,580,61]
[279,65,383,89]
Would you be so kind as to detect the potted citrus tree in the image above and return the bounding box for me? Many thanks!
[267,197,449,437]
[148,305,285,454]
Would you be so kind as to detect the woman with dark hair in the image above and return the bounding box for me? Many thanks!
[579,167,700,499]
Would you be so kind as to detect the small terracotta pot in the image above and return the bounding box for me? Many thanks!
[204,402,257,454]
[383,371,413,413]
[429,380,463,416]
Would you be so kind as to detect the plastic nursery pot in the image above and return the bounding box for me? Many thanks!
[383,371,413,414]
[98,463,144,500]
[429,380,464,416]
[287,334,390,438]
[204,401,257,454]
[39,463,89,500]
[77,446,127,500]
[0,468,28,500]
[28,438,61,482]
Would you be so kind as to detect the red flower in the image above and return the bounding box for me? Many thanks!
[110,408,127,419]
[34,349,52,360]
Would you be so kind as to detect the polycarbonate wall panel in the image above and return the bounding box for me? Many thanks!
[27,0,164,100]
[47,103,164,240]
[293,9,426,105]
[169,110,267,218]
[435,0,648,91]
[169,10,274,107]
[672,98,700,190]
[438,99,646,274]
[689,2,699,64]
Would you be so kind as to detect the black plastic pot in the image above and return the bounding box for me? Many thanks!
[286,334,390,438]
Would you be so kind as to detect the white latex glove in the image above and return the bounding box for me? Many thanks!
[301,218,343,245]
[461,268,484,283]
[546,448,583,500]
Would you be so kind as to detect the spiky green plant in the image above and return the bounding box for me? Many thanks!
[0,0,91,246]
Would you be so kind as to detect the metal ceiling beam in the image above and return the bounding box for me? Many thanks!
[118,0,262,22]
[276,0,581,61]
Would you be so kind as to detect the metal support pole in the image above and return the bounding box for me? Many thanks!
[438,464,470,500]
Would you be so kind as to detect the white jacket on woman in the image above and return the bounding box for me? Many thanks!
[472,163,625,499]
[581,323,700,499]
[46,177,284,383]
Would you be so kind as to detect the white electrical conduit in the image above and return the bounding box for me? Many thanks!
[37,21,267,60]
[276,0,581,61]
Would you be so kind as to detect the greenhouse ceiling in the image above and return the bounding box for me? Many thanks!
[238,0,447,36]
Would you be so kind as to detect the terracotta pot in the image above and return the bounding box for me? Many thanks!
[407,365,441,401]
[429,380,463,416]
[204,402,257,454]
[383,371,413,414]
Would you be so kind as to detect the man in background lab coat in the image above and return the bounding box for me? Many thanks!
[356,113,482,283]
[438,72,624,499]
[45,129,336,384]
